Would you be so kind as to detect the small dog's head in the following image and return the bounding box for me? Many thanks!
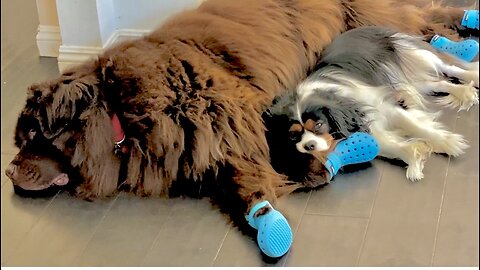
[289,112,335,154]
[264,89,370,187]
[266,90,369,153]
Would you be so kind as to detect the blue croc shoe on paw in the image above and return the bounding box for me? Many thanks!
[324,132,379,180]
[462,10,479,30]
[430,35,479,62]
[246,201,292,258]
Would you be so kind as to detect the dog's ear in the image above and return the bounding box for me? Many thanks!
[27,74,99,139]
[262,109,274,124]
[99,57,115,83]
[322,100,370,139]
[262,109,292,134]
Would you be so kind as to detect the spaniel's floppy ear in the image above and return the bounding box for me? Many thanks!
[27,74,99,139]
[262,109,274,125]
[262,106,292,134]
[321,98,370,139]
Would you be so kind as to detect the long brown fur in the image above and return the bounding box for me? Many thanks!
[9,0,467,229]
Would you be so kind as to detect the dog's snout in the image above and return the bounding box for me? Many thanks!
[5,163,17,179]
[304,140,317,151]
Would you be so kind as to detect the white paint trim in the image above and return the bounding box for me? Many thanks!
[104,29,150,48]
[36,25,62,57]
[57,29,150,73]
[57,45,102,72]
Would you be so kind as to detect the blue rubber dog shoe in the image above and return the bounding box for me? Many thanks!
[462,10,479,30]
[246,201,293,258]
[324,132,379,179]
[430,35,479,62]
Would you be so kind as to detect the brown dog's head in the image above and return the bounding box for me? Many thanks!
[7,116,70,191]
[6,60,122,197]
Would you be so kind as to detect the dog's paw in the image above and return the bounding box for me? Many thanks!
[435,81,479,111]
[435,132,469,157]
[461,69,479,88]
[304,172,330,188]
[457,81,479,111]
[406,166,424,182]
[405,140,432,182]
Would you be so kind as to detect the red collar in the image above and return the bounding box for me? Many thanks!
[111,114,127,156]
[111,113,125,144]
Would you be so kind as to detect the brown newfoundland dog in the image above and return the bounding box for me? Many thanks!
[6,0,465,254]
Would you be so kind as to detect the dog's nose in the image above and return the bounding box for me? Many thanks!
[303,140,317,151]
[5,163,17,179]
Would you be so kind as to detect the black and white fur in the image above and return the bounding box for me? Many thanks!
[265,26,479,182]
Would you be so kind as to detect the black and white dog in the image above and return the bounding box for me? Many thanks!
[264,26,479,186]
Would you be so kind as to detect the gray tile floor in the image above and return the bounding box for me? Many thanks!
[1,0,478,267]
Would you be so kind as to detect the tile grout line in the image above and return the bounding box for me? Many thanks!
[281,190,313,266]
[3,189,61,265]
[430,156,450,266]
[302,212,371,219]
[355,161,386,266]
[211,227,231,266]
[430,109,460,266]
[138,200,178,266]
[72,193,120,266]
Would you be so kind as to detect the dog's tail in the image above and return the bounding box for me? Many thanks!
[342,0,474,41]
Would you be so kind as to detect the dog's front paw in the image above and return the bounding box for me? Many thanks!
[435,81,479,111]
[436,132,469,157]
[406,166,425,181]
[458,81,479,111]
[73,184,100,201]
[405,140,432,182]
[303,173,330,188]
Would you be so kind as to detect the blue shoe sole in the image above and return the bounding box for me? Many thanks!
[325,132,379,178]
[462,10,479,30]
[430,35,479,62]
[246,201,293,258]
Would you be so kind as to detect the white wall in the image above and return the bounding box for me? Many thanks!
[56,0,103,47]
[36,0,59,25]
[114,0,200,30]
[43,0,203,72]
[96,0,116,45]
[36,0,61,57]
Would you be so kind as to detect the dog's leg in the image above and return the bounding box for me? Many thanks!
[386,106,469,157]
[212,157,298,233]
[370,123,432,181]
[208,157,301,246]
[436,60,479,88]
[220,157,299,258]
[415,80,479,111]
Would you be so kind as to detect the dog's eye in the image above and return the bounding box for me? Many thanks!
[28,129,36,140]
[65,138,76,149]
[33,90,42,99]
[289,132,301,142]
[314,121,329,134]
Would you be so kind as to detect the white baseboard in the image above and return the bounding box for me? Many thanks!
[57,29,150,73]
[104,29,150,47]
[57,45,103,72]
[36,25,62,57]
